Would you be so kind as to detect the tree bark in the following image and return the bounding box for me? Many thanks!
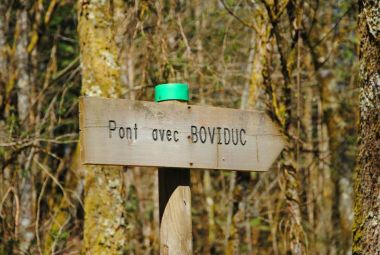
[0,2,7,87]
[16,1,34,252]
[16,2,29,123]
[78,0,127,253]
[353,1,380,254]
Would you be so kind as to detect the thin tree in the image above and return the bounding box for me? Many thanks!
[16,1,34,252]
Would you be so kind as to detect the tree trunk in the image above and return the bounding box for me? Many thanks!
[16,1,34,252]
[78,0,127,253]
[352,1,380,254]
[16,2,29,123]
[0,2,7,87]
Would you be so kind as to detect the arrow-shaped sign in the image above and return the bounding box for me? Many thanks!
[79,97,285,171]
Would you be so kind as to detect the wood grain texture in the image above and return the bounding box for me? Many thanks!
[79,97,285,171]
[159,168,192,255]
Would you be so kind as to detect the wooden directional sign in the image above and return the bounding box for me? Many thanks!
[79,97,285,171]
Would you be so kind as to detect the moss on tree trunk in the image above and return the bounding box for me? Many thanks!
[78,0,127,254]
[353,1,380,254]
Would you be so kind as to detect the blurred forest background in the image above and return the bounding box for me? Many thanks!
[0,0,359,254]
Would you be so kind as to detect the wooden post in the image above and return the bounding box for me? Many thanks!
[156,84,192,255]
[159,167,192,254]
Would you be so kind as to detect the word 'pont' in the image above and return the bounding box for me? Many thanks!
[109,120,137,140]
[191,125,246,146]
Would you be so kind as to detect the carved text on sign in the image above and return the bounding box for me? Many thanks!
[107,120,247,146]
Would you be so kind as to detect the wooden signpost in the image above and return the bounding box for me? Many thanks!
[79,84,285,254]
[79,98,284,171]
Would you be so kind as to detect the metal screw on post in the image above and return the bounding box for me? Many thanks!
[155,83,193,255]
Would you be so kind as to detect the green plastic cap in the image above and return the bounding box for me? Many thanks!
[155,83,189,102]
